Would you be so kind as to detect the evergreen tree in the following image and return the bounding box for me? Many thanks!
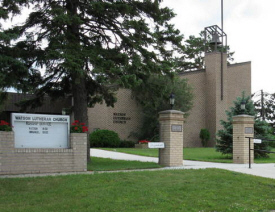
[131,75,193,140]
[1,0,186,158]
[175,31,235,72]
[0,2,36,102]
[216,93,272,158]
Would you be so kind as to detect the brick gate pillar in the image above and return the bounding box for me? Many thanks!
[233,115,255,164]
[158,110,184,167]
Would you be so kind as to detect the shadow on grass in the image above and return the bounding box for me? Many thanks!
[87,157,162,171]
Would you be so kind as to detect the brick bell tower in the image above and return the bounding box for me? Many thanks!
[204,25,228,145]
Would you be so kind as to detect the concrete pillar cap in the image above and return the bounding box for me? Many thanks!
[233,114,254,118]
[158,110,185,115]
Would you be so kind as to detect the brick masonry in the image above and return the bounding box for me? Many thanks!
[87,52,251,147]
[233,115,255,164]
[176,53,250,147]
[88,88,143,141]
[158,110,184,167]
[0,132,87,175]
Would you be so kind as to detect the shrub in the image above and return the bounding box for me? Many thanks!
[199,129,210,147]
[0,120,12,131]
[90,129,120,147]
[119,140,135,148]
[70,120,88,133]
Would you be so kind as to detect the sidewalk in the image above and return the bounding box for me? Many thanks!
[91,149,275,179]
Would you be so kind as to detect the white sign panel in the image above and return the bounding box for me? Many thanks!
[12,113,70,148]
[245,127,253,134]
[253,139,262,144]
[171,125,182,132]
[148,142,165,149]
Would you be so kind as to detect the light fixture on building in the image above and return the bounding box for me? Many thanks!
[169,93,175,109]
[241,100,246,114]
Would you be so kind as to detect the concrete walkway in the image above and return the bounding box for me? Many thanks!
[91,148,275,180]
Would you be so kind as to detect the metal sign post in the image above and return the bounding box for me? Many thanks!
[246,137,254,169]
[245,137,275,169]
[248,137,252,169]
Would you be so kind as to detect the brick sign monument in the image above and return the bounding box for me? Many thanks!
[0,113,87,175]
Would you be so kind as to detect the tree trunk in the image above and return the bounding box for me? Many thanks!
[66,0,90,161]
[72,75,90,161]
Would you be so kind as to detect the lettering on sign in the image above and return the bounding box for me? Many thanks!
[12,113,70,148]
[148,142,165,149]
[171,125,182,132]
[245,127,253,134]
[14,115,68,123]
[253,139,262,144]
[113,113,131,124]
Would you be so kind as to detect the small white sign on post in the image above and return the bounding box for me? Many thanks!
[148,142,165,149]
[12,113,70,148]
[253,139,262,144]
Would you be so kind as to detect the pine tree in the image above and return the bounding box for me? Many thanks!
[0,2,36,102]
[1,0,186,159]
[216,93,272,158]
[175,31,235,72]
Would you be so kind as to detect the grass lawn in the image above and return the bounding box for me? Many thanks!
[87,157,162,171]
[1,169,275,212]
[102,147,275,163]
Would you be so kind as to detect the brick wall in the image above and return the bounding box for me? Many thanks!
[86,53,251,147]
[178,70,206,147]
[179,52,251,147]
[88,88,143,141]
[0,132,87,175]
[227,62,251,105]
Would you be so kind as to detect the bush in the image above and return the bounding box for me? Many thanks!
[199,129,210,147]
[70,120,88,133]
[90,130,120,148]
[0,120,12,131]
[119,140,135,148]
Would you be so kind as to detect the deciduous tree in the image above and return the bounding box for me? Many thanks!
[131,75,193,140]
[252,90,275,133]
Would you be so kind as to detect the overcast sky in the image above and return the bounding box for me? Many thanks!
[2,1,274,95]
[162,0,275,95]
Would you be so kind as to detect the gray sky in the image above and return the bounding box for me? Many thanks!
[163,0,275,94]
[2,1,274,95]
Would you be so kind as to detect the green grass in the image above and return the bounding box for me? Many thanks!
[183,147,233,163]
[87,157,162,171]
[1,169,275,211]
[102,147,275,163]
